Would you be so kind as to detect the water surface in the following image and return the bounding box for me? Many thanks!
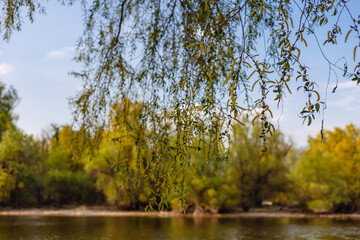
[0,215,359,240]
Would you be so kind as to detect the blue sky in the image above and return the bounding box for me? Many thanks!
[0,1,359,147]
[0,2,83,136]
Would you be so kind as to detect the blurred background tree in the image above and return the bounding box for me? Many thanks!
[226,119,292,210]
[289,124,360,212]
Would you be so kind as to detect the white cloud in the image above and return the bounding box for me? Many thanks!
[46,47,75,59]
[335,97,357,112]
[331,81,358,90]
[0,63,14,76]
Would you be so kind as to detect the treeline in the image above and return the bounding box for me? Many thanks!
[0,86,359,213]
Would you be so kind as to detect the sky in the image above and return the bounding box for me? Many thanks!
[0,2,83,136]
[0,1,359,147]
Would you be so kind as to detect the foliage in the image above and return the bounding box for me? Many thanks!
[43,169,98,205]
[0,128,40,164]
[84,100,153,209]
[183,143,229,212]
[43,125,101,205]
[227,119,291,209]
[0,168,16,204]
[289,124,360,212]
[0,97,359,213]
[0,83,18,139]
[0,128,43,206]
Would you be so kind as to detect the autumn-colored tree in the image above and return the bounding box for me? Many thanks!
[0,127,42,206]
[227,119,292,210]
[289,124,360,212]
[84,99,155,209]
[43,125,101,205]
[0,83,18,139]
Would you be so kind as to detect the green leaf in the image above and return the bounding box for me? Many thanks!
[315,103,320,112]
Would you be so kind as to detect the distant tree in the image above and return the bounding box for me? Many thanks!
[43,125,101,205]
[84,99,153,210]
[0,83,18,139]
[0,128,42,206]
[183,142,229,213]
[289,124,360,212]
[227,119,292,210]
[0,168,16,204]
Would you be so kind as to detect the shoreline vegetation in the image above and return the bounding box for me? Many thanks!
[0,86,360,215]
[1,120,360,215]
[1,207,360,219]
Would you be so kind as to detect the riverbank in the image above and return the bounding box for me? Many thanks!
[1,207,360,219]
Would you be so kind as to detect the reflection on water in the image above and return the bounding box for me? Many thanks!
[0,215,359,240]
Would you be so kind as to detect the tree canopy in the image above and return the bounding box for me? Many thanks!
[1,0,359,202]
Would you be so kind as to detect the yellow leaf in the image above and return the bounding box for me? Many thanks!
[329,0,335,9]
[227,37,235,45]
[285,21,289,32]
[289,17,294,28]
[265,107,273,118]
[252,114,261,125]
[296,48,301,60]
[223,70,234,86]
[345,29,352,43]
[314,90,320,101]
[256,62,266,68]
[200,42,204,51]
[244,61,251,68]
[285,81,292,94]
[251,79,260,91]
[302,37,308,47]
[236,105,247,111]
[186,43,197,48]
[180,80,185,90]
[231,60,237,70]
[190,84,194,98]
[354,46,358,61]
[270,29,279,37]
[234,117,245,126]
[247,69,257,80]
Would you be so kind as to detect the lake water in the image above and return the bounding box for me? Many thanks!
[0,216,359,239]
